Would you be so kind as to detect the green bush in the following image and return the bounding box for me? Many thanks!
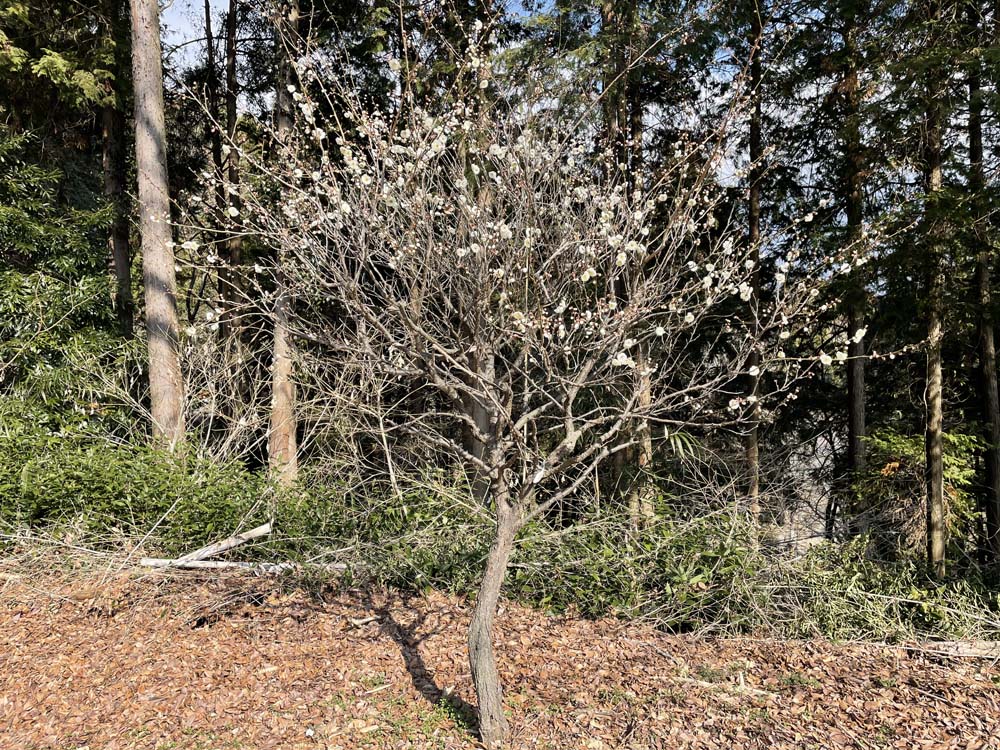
[2,434,997,641]
[0,434,271,555]
[852,429,981,562]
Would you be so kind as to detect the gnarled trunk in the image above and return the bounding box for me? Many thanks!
[468,494,519,749]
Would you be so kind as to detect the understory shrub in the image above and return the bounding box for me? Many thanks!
[0,433,270,555]
[2,438,997,640]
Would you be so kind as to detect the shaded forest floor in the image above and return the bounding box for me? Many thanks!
[1,567,999,750]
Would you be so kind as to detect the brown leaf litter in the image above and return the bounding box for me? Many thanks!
[1,570,998,749]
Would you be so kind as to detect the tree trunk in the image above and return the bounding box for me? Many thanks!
[843,20,867,506]
[203,0,229,341]
[468,494,518,749]
[628,347,655,524]
[746,4,764,521]
[268,0,299,484]
[968,48,1000,562]
[203,0,224,202]
[923,11,946,578]
[103,0,133,339]
[130,0,184,447]
[600,0,627,169]
[101,103,133,339]
[223,0,243,331]
[463,349,496,504]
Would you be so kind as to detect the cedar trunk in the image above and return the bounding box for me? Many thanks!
[843,20,866,500]
[968,55,1000,561]
[223,0,243,315]
[101,103,133,339]
[268,0,299,484]
[130,0,185,447]
[103,0,133,338]
[923,24,946,578]
[746,4,763,520]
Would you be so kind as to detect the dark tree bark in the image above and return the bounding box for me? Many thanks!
[102,103,133,339]
[600,1,627,167]
[746,2,764,521]
[203,0,224,198]
[130,0,184,447]
[842,18,867,501]
[968,33,1000,562]
[223,0,243,320]
[923,0,946,578]
[601,0,653,524]
[102,0,133,339]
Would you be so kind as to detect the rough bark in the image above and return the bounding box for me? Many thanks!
[468,495,519,749]
[223,0,243,318]
[843,20,867,499]
[969,50,1000,561]
[203,0,229,334]
[600,0,628,169]
[746,4,764,521]
[130,0,184,447]
[102,0,133,339]
[101,103,133,339]
[923,13,946,578]
[602,0,652,522]
[464,349,496,504]
[268,0,299,484]
[627,346,655,524]
[203,0,224,197]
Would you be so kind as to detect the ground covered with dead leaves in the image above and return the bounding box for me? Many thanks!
[1,569,998,750]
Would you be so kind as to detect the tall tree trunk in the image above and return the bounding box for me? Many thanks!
[602,0,653,523]
[843,21,867,511]
[628,347,655,523]
[834,11,868,540]
[969,42,1000,562]
[103,0,133,339]
[468,491,518,749]
[203,0,224,202]
[223,0,243,331]
[130,0,184,447]
[600,0,627,169]
[604,0,628,494]
[102,103,133,339]
[746,3,764,521]
[923,3,946,578]
[621,0,654,524]
[203,0,228,338]
[268,0,299,484]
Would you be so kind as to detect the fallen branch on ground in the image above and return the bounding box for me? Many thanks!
[137,523,346,575]
[175,522,272,563]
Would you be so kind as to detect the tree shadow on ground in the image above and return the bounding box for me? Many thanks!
[364,592,480,736]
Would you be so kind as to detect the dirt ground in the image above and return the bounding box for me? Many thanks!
[1,568,998,750]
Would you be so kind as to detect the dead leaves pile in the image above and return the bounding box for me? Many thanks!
[1,572,998,749]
